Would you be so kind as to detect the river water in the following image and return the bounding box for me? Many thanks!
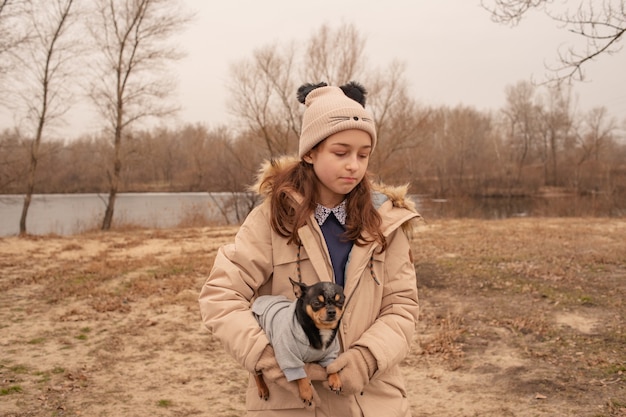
[1,192,621,237]
[0,193,250,237]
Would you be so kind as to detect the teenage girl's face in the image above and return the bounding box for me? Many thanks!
[303,129,372,208]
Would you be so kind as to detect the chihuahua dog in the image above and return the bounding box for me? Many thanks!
[252,278,345,405]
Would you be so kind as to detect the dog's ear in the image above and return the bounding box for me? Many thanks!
[289,277,306,299]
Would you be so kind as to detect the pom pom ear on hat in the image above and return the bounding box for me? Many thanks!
[297,81,377,159]
[297,82,328,104]
[339,81,368,107]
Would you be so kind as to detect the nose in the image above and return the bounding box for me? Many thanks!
[345,154,358,171]
[326,307,336,320]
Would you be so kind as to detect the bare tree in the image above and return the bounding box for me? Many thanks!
[227,43,300,158]
[366,61,430,181]
[422,105,496,196]
[500,80,542,184]
[302,23,368,85]
[8,0,77,235]
[86,0,191,230]
[576,106,616,164]
[536,85,575,186]
[447,106,494,192]
[0,0,30,81]
[482,0,626,82]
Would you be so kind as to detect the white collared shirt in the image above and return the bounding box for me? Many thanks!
[314,200,347,226]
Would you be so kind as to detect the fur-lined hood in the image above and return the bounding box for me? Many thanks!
[251,156,421,233]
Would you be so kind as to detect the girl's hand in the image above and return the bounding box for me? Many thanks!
[326,347,377,395]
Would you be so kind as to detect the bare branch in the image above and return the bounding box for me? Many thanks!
[482,0,547,25]
[482,0,625,83]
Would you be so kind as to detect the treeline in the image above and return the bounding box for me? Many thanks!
[0,123,246,194]
[1,91,625,204]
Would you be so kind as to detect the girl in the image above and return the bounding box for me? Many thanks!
[199,82,420,417]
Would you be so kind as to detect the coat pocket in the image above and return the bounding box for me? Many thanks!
[255,247,303,297]
[269,247,322,295]
[355,367,409,417]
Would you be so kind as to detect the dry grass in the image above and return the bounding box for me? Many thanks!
[0,218,624,417]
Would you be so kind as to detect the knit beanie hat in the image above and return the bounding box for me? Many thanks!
[297,82,377,159]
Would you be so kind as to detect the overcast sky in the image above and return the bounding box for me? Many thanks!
[2,0,625,138]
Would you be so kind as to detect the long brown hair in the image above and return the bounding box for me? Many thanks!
[262,160,386,250]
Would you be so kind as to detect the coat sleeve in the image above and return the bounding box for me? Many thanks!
[355,227,419,374]
[198,204,273,372]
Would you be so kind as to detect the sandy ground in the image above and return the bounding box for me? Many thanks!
[0,218,624,416]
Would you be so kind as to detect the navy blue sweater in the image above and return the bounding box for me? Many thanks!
[320,212,353,287]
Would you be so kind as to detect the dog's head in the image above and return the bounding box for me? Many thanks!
[289,278,345,330]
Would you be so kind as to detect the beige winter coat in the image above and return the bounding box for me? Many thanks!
[198,158,421,417]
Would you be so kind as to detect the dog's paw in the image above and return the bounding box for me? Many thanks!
[258,387,269,401]
[327,372,342,394]
[297,378,315,406]
[255,374,270,401]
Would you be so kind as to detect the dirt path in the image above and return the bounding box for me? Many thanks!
[0,218,624,416]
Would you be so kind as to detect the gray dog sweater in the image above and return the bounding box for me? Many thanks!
[252,295,340,381]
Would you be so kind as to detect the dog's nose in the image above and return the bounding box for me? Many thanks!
[326,308,336,320]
